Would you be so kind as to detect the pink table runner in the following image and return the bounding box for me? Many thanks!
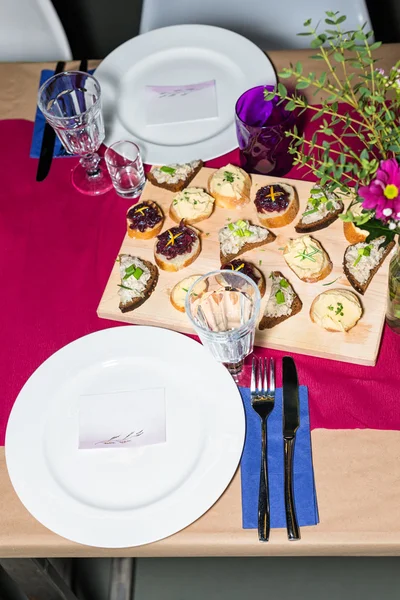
[1,118,399,446]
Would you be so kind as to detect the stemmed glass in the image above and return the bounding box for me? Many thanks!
[185,270,261,378]
[38,71,113,195]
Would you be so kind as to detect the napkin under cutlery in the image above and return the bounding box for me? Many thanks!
[239,386,319,529]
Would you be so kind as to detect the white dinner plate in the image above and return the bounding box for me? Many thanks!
[6,326,244,548]
[95,24,276,164]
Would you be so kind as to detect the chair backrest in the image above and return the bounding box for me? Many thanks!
[139,0,373,49]
[0,0,72,62]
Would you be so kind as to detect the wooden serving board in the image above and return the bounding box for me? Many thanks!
[97,167,391,366]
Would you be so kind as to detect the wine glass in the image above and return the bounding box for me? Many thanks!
[185,270,261,378]
[38,71,113,196]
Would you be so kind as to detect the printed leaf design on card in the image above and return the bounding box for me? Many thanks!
[95,430,144,446]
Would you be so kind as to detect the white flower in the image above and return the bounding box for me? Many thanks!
[383,208,393,216]
[389,222,397,230]
[397,212,400,219]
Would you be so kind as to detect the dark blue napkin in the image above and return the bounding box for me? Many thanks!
[239,385,319,529]
[30,69,95,159]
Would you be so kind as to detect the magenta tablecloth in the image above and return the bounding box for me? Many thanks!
[1,118,399,445]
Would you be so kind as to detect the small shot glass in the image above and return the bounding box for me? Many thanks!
[105,140,145,199]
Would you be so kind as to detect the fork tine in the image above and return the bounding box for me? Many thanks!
[257,357,262,392]
[263,357,268,393]
[269,358,275,394]
[251,357,257,393]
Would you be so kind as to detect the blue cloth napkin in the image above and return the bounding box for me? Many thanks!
[30,69,95,159]
[239,385,319,529]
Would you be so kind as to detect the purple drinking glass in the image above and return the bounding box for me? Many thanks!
[235,85,295,176]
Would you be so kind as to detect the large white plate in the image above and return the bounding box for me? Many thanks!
[95,24,276,164]
[6,326,244,548]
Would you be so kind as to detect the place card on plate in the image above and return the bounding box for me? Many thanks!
[145,79,218,125]
[79,388,166,450]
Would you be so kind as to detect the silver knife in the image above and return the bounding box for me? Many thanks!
[36,60,65,181]
[282,356,301,540]
[78,58,88,73]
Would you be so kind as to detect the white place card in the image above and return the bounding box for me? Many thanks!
[145,79,218,125]
[79,388,166,450]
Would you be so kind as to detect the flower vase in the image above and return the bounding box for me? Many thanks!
[387,242,400,334]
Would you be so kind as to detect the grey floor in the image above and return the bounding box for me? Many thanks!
[73,557,400,600]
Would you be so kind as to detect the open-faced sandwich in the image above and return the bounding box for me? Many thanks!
[259,271,302,329]
[208,164,251,209]
[170,274,206,312]
[342,202,370,244]
[219,219,276,263]
[169,187,214,224]
[219,259,266,297]
[147,160,203,192]
[343,236,395,294]
[126,200,164,239]
[154,221,201,272]
[254,183,299,228]
[117,255,158,313]
[310,289,362,332]
[295,185,344,233]
[283,234,333,283]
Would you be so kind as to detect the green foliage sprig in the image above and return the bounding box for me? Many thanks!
[265,12,400,197]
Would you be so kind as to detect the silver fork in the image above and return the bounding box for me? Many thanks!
[251,356,275,542]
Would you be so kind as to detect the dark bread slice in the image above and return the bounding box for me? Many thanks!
[295,201,344,233]
[259,271,302,330]
[218,262,266,298]
[259,296,302,329]
[147,161,203,192]
[220,231,276,263]
[343,240,395,295]
[119,259,159,313]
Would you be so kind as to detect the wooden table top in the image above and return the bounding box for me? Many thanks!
[1,46,400,557]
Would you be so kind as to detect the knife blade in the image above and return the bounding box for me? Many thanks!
[283,356,300,438]
[36,60,65,182]
[78,58,88,72]
[282,356,301,540]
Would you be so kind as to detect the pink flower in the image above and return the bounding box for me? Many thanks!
[358,158,400,220]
